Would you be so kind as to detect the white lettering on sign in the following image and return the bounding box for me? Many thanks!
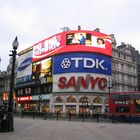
[17,96,32,102]
[33,36,60,57]
[115,101,129,104]
[66,57,107,70]
[71,57,83,68]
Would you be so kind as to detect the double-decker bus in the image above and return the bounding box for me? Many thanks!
[109,91,140,122]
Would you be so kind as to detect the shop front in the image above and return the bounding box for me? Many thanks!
[17,94,51,112]
[52,94,107,114]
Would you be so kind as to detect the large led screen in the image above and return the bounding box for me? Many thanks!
[66,32,106,48]
[32,30,112,62]
[53,53,112,75]
[32,57,52,80]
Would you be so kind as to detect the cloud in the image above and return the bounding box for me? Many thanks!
[0,4,41,36]
[0,0,140,70]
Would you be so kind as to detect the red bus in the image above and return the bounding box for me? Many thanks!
[109,91,140,122]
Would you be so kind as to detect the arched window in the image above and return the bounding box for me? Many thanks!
[66,95,77,103]
[79,96,90,103]
[92,96,103,104]
[55,96,63,103]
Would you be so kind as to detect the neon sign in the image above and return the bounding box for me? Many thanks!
[17,96,32,102]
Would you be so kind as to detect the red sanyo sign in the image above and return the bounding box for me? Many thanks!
[58,76,107,90]
[32,30,112,62]
[53,74,109,93]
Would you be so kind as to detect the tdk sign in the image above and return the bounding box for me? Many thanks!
[18,57,32,71]
[54,53,112,75]
[61,58,106,70]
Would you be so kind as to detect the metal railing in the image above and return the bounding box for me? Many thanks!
[13,111,140,123]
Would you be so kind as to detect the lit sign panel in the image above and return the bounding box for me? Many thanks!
[65,31,112,56]
[33,34,61,62]
[66,32,106,48]
[16,75,32,84]
[32,57,52,80]
[53,73,110,93]
[53,53,111,75]
[17,96,32,102]
[17,49,33,83]
[18,57,32,71]
[32,30,112,62]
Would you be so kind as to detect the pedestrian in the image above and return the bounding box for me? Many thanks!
[0,107,4,120]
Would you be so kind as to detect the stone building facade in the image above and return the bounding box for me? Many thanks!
[0,57,17,105]
[112,43,137,92]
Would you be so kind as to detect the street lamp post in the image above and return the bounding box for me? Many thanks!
[82,100,88,122]
[107,77,112,95]
[7,36,19,132]
[38,95,42,112]
[107,77,114,122]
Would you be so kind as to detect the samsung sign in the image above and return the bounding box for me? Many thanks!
[18,57,32,71]
[53,53,112,75]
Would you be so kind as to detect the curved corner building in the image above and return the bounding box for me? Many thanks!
[16,30,112,114]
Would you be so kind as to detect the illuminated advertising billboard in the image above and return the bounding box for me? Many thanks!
[33,33,62,62]
[17,96,32,102]
[17,48,33,83]
[32,57,52,80]
[32,30,112,62]
[53,53,112,75]
[53,73,109,93]
[66,32,106,47]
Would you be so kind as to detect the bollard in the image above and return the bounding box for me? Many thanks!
[97,113,99,123]
[82,113,85,122]
[129,114,132,124]
[33,111,35,119]
[22,111,24,118]
[69,112,71,121]
[112,113,115,123]
[44,112,46,120]
[56,111,59,120]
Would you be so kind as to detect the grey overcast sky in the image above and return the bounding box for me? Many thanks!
[0,0,140,71]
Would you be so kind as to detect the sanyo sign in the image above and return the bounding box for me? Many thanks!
[54,53,112,75]
[53,73,110,93]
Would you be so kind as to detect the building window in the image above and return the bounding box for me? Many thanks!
[118,53,121,58]
[25,88,31,94]
[121,64,124,70]
[33,87,40,95]
[21,89,23,95]
[124,55,126,59]
[66,95,77,103]
[92,96,103,104]
[55,96,63,103]
[79,96,90,103]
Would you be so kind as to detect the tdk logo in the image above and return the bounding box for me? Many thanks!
[61,57,107,70]
[61,58,71,68]
[18,57,32,71]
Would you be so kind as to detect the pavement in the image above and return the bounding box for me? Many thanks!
[0,117,140,140]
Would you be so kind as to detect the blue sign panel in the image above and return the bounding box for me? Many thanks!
[16,75,32,83]
[53,53,112,75]
[18,57,32,71]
